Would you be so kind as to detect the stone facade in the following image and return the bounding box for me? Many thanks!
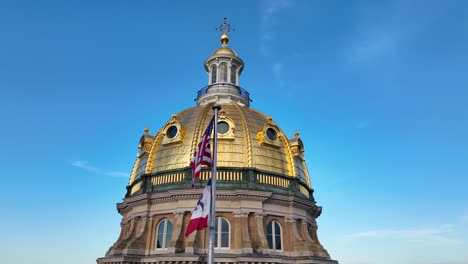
[98,185,335,264]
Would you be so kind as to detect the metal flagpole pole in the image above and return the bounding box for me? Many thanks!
[208,105,221,264]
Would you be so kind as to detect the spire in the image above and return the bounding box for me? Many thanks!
[212,17,236,55]
[197,18,250,107]
[216,17,234,46]
[216,17,235,34]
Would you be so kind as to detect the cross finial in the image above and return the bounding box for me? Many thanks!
[216,17,235,33]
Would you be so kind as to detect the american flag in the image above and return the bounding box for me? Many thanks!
[190,116,215,187]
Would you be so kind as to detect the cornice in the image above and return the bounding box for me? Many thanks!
[119,187,322,217]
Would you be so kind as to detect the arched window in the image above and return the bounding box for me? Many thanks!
[219,63,227,83]
[230,65,237,84]
[214,217,230,248]
[155,218,172,249]
[211,65,217,84]
[266,220,282,250]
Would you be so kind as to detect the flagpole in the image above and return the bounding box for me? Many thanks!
[208,105,220,264]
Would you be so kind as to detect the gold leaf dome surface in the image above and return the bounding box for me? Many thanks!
[130,103,311,188]
[212,46,237,56]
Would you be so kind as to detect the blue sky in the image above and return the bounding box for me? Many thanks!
[1,1,467,264]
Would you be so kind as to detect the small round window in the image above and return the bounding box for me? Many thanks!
[218,121,229,134]
[266,128,277,141]
[166,125,178,138]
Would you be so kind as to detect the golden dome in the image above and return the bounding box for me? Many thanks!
[129,103,311,189]
[211,46,237,56]
[100,18,335,264]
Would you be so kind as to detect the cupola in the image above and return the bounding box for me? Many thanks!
[196,18,250,107]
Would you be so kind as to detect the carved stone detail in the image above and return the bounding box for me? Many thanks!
[233,210,249,217]
[123,216,150,255]
[306,219,330,258]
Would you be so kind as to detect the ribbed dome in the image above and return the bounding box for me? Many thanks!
[129,102,311,189]
[211,46,237,56]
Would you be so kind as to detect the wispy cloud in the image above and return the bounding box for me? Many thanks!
[71,160,100,173]
[71,160,128,178]
[259,0,293,57]
[106,171,129,178]
[345,224,464,245]
[355,121,370,129]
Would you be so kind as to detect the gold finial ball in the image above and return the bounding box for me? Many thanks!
[294,131,300,138]
[144,127,150,134]
[220,33,230,45]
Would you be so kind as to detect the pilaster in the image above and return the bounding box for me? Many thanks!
[285,216,309,255]
[254,212,270,253]
[233,210,253,253]
[184,211,198,254]
[171,210,186,253]
[144,216,155,255]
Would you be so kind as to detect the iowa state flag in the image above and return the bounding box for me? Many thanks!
[185,178,212,237]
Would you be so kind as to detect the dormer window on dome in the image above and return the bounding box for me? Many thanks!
[161,114,184,145]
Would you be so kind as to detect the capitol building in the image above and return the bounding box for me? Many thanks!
[98,19,338,264]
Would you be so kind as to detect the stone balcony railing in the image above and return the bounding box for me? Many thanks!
[127,167,313,201]
[195,84,252,106]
